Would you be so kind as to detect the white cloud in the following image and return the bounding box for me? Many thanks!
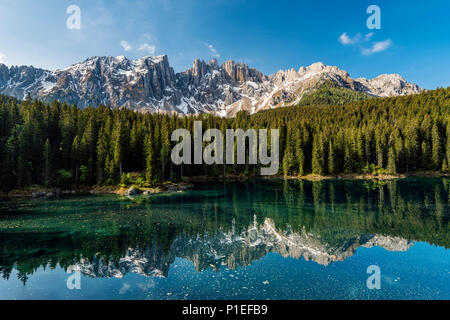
[372,39,392,52]
[206,43,220,58]
[362,39,392,55]
[138,43,156,55]
[339,33,352,45]
[339,31,392,55]
[364,32,374,41]
[120,40,132,51]
[0,52,6,64]
[338,32,361,45]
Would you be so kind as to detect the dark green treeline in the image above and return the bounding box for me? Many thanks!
[0,88,449,190]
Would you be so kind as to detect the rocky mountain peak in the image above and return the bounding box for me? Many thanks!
[220,60,266,83]
[210,58,219,68]
[355,73,421,97]
[306,61,327,72]
[189,58,219,78]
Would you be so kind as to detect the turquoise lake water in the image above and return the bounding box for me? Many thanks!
[0,178,448,300]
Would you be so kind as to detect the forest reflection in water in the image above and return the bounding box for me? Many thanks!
[0,177,448,285]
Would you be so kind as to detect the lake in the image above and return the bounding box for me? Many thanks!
[0,178,448,300]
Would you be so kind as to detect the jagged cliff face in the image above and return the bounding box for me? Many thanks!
[74,218,414,279]
[0,56,421,116]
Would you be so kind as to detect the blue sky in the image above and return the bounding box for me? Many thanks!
[0,0,448,89]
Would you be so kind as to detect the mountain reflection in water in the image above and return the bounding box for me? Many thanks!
[0,178,448,284]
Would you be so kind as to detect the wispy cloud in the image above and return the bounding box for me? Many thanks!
[365,32,374,41]
[339,32,361,45]
[138,43,156,55]
[0,52,6,64]
[120,33,157,56]
[206,43,220,58]
[362,39,392,55]
[120,40,132,51]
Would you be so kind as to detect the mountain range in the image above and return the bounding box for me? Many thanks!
[0,55,422,116]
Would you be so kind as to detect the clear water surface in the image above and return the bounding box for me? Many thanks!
[0,178,448,300]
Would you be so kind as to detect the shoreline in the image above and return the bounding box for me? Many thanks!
[282,171,450,181]
[188,171,449,182]
[1,171,448,199]
[2,182,195,199]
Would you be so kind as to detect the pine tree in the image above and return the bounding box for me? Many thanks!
[431,123,443,170]
[130,124,144,172]
[17,128,32,187]
[80,116,96,164]
[282,125,296,176]
[144,133,154,185]
[446,124,450,172]
[375,129,385,169]
[112,119,125,179]
[312,134,324,175]
[96,127,109,184]
[297,146,305,176]
[355,131,365,171]
[442,158,448,172]
[220,120,227,178]
[421,141,431,170]
[405,122,419,171]
[344,144,352,173]
[387,146,397,174]
[328,140,335,175]
[160,118,171,181]
[2,129,18,190]
[59,105,77,170]
[72,135,81,184]
[43,139,52,186]
[282,146,294,176]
